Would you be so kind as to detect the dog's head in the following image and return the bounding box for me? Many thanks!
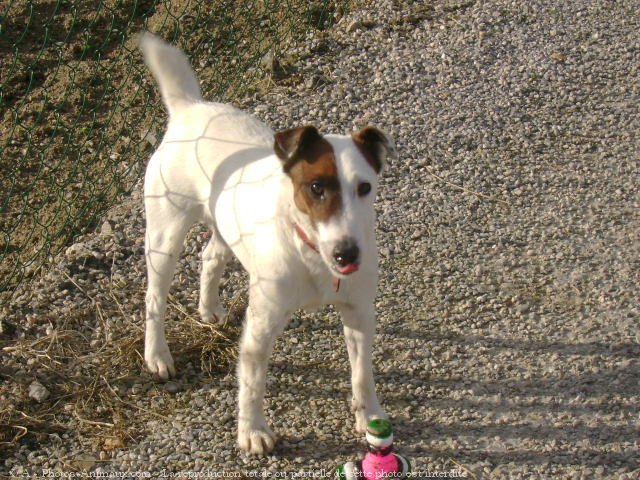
[274,125,396,277]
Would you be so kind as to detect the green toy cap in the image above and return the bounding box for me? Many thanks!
[366,418,393,439]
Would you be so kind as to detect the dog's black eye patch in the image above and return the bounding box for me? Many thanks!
[357,182,372,197]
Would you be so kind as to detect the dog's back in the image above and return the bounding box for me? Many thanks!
[140,33,276,223]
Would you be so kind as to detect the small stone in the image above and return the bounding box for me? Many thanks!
[74,454,97,471]
[65,242,91,259]
[260,50,280,73]
[141,130,157,147]
[100,221,113,236]
[346,20,363,33]
[163,382,180,394]
[28,381,50,403]
[305,74,327,90]
[0,319,17,336]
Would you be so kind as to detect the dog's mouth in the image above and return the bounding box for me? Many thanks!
[336,263,359,275]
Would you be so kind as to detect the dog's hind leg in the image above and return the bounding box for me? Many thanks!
[144,201,195,379]
[198,228,232,324]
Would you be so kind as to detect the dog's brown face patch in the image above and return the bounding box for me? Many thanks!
[274,127,342,225]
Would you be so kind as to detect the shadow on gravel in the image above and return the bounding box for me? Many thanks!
[266,321,639,469]
[365,328,640,469]
[388,329,640,358]
[269,435,361,462]
[397,438,636,470]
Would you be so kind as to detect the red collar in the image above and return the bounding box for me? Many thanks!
[293,224,341,292]
[294,224,319,253]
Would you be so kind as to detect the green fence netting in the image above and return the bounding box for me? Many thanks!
[0,0,344,305]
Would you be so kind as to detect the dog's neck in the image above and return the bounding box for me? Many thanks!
[290,217,341,293]
[293,224,319,253]
[283,192,338,280]
[285,200,318,253]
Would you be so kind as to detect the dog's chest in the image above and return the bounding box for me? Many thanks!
[292,254,345,308]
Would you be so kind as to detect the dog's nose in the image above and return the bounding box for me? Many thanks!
[333,239,359,267]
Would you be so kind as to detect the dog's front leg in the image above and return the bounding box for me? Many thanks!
[237,301,286,455]
[338,304,387,432]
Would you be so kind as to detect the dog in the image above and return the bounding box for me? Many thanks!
[139,33,396,455]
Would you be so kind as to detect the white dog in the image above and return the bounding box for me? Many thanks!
[139,33,396,455]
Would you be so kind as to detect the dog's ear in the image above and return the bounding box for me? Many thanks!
[274,126,323,173]
[352,126,397,173]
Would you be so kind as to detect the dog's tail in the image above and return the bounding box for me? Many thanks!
[138,33,203,117]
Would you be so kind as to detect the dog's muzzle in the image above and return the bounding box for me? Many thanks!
[333,239,360,275]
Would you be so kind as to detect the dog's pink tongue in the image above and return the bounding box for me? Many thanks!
[338,263,359,274]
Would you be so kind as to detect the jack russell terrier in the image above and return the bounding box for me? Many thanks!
[139,33,396,455]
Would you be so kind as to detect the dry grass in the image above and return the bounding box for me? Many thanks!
[0,274,245,462]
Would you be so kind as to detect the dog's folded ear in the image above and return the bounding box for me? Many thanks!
[352,126,397,173]
[274,126,323,173]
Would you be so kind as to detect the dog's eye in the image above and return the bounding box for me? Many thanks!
[357,182,372,197]
[309,181,325,198]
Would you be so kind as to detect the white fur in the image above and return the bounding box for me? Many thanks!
[139,34,388,455]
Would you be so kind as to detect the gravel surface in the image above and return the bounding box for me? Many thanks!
[3,0,639,478]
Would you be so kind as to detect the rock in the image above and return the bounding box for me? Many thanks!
[140,130,157,147]
[163,382,180,394]
[100,221,113,236]
[65,242,92,259]
[346,19,363,33]
[28,381,50,403]
[260,50,279,73]
[305,74,327,90]
[0,319,17,337]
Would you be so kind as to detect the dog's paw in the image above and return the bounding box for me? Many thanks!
[353,405,388,433]
[238,423,277,455]
[199,304,228,325]
[145,348,175,380]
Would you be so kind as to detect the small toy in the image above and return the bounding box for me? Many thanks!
[337,418,411,479]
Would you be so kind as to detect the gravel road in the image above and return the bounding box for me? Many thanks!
[3,0,639,478]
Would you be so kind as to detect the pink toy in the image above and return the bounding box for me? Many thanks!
[337,418,410,479]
